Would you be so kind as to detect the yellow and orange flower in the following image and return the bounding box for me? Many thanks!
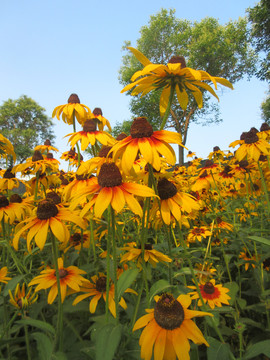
[0,266,12,284]
[52,93,92,125]
[73,273,136,317]
[29,258,89,304]
[0,133,16,161]
[70,162,157,218]
[120,242,172,268]
[188,279,230,309]
[133,293,212,360]
[9,283,38,311]
[187,226,212,244]
[92,107,112,131]
[235,129,270,162]
[34,139,59,154]
[13,198,86,252]
[121,46,233,116]
[109,117,186,175]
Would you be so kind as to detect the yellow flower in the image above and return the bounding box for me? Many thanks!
[9,283,38,311]
[133,293,212,360]
[109,117,186,175]
[34,139,59,154]
[13,198,86,252]
[187,226,212,244]
[73,273,136,318]
[14,150,59,175]
[52,93,92,125]
[92,107,112,131]
[70,162,157,218]
[121,47,233,116]
[188,279,230,309]
[235,129,270,162]
[0,266,12,284]
[120,242,172,268]
[64,119,115,151]
[29,258,89,304]
[0,133,16,161]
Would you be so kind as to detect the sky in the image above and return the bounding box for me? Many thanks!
[0,0,267,168]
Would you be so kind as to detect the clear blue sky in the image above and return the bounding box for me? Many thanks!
[0,0,267,166]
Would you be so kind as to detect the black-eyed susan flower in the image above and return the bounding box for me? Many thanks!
[121,47,233,116]
[15,150,59,175]
[0,266,11,284]
[133,293,212,360]
[239,249,257,271]
[188,279,230,310]
[64,119,115,151]
[215,217,233,232]
[0,168,22,191]
[0,133,16,161]
[92,107,112,131]
[28,258,89,304]
[120,242,172,268]
[187,226,212,244]
[76,146,114,176]
[72,273,136,317]
[71,162,157,218]
[34,139,59,154]
[9,283,38,312]
[235,129,270,162]
[64,231,90,253]
[62,173,97,201]
[13,198,86,252]
[52,93,92,125]
[0,195,19,224]
[109,117,186,175]
[151,177,200,225]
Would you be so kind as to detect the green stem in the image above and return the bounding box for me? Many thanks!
[51,233,64,352]
[72,113,81,168]
[105,208,111,321]
[24,323,31,360]
[257,161,270,215]
[110,207,119,322]
[160,85,175,130]
[34,171,40,203]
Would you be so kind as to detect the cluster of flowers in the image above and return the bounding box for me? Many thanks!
[1,48,270,360]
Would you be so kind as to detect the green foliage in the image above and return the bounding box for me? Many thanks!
[261,91,270,123]
[247,0,270,81]
[0,95,55,164]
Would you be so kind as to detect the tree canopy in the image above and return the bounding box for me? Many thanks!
[118,9,257,164]
[0,95,55,164]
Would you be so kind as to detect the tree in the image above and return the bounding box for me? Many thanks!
[118,9,257,164]
[0,95,55,164]
[261,91,270,123]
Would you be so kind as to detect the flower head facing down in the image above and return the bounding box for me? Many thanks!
[133,293,212,360]
[121,47,233,117]
[52,94,92,125]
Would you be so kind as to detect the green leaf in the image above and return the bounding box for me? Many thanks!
[16,318,55,335]
[117,268,139,302]
[223,282,239,305]
[149,279,171,303]
[3,274,25,296]
[96,323,122,360]
[51,352,68,360]
[248,235,270,246]
[31,332,53,360]
[243,340,270,359]
[207,337,235,360]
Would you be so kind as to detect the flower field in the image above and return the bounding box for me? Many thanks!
[0,48,270,360]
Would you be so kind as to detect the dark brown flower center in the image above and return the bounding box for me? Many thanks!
[138,243,153,250]
[68,94,80,104]
[37,199,58,220]
[44,139,51,146]
[0,195,9,208]
[70,233,82,246]
[238,160,249,169]
[263,257,270,269]
[260,122,270,132]
[76,173,92,180]
[93,107,103,116]
[213,146,220,152]
[157,178,177,200]
[116,133,128,141]
[98,146,112,158]
[130,117,153,138]
[244,131,259,144]
[199,170,208,178]
[32,150,43,162]
[59,269,68,279]
[10,194,22,203]
[17,299,23,308]
[46,153,54,159]
[168,56,186,68]
[203,282,215,294]
[154,293,184,330]
[46,191,61,205]
[216,217,222,224]
[96,276,107,292]
[83,119,97,132]
[3,168,15,179]
[98,163,122,187]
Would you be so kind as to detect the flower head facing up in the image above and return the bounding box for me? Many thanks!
[235,128,270,162]
[133,293,212,360]
[52,93,92,125]
[121,47,233,118]
[0,266,12,285]
[29,258,89,304]
[188,279,230,309]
